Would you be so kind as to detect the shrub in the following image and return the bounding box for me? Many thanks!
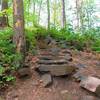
[0,28,16,89]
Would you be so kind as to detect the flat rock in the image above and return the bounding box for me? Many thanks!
[37,59,68,65]
[38,55,72,61]
[37,64,76,76]
[80,76,100,93]
[38,56,53,60]
[41,74,52,87]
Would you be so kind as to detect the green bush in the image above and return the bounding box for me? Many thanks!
[49,26,100,51]
[0,28,16,89]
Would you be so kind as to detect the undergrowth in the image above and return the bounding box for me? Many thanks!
[0,28,16,89]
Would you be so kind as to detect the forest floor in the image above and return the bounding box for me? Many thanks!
[1,49,100,100]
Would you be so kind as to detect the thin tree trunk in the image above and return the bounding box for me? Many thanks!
[62,0,66,28]
[47,0,50,30]
[33,2,35,13]
[80,0,84,32]
[13,0,26,67]
[53,0,56,26]
[76,0,80,30]
[33,1,35,26]
[0,0,9,27]
[38,0,42,24]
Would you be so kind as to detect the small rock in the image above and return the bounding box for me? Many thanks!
[73,72,87,81]
[76,63,86,69]
[17,67,31,78]
[41,74,52,87]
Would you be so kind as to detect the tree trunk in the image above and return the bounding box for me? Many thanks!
[38,0,42,24]
[75,0,84,32]
[52,0,56,26]
[33,1,35,26]
[33,1,35,13]
[0,0,9,27]
[79,0,84,32]
[47,0,50,30]
[13,0,26,67]
[62,0,66,28]
[76,0,80,30]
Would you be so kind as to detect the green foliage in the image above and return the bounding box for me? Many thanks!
[25,27,37,52]
[0,28,16,89]
[0,66,5,76]
[92,39,100,52]
[36,26,48,38]
[49,25,100,51]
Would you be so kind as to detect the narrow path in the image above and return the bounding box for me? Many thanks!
[2,50,100,100]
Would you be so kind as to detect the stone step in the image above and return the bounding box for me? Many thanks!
[38,56,53,60]
[37,59,68,64]
[38,54,72,61]
[36,64,76,76]
[38,48,72,56]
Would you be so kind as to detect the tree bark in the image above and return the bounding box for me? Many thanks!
[62,0,66,28]
[13,0,26,66]
[47,0,50,30]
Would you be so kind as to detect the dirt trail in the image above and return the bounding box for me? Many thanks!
[1,50,100,100]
